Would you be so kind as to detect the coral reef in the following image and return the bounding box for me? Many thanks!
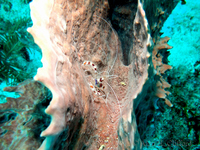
[0,0,179,149]
[0,0,31,23]
[161,0,200,72]
[0,79,51,150]
[0,17,42,85]
[166,65,200,148]
[140,65,200,149]
[143,0,179,41]
[134,36,172,145]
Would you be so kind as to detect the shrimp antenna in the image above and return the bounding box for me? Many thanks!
[93,15,118,74]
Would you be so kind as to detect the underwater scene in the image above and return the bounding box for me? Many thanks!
[0,0,199,149]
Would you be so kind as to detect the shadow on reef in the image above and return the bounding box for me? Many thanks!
[108,0,138,65]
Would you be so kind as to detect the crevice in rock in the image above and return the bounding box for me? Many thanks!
[108,0,138,66]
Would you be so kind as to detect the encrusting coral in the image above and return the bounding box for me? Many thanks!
[0,0,177,149]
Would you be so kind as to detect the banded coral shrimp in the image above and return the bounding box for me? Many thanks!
[71,14,123,123]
